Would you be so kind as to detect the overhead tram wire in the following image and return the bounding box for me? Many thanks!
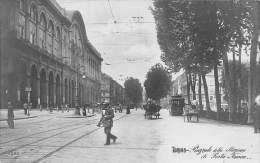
[85,21,155,25]
[88,30,155,35]
[107,0,117,23]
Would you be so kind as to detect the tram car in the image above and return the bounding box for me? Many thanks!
[169,95,185,116]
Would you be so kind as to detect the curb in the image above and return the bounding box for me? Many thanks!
[63,114,96,118]
[0,116,38,121]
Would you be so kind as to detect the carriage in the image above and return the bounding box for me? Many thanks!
[183,104,199,122]
[144,103,161,119]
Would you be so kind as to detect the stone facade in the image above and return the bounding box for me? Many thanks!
[0,0,102,109]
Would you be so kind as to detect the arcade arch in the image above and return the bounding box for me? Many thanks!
[30,65,38,108]
[48,71,54,106]
[56,74,61,106]
[40,69,47,107]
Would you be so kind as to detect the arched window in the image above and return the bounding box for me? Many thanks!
[56,27,61,41]
[20,0,26,12]
[29,4,37,44]
[40,13,47,29]
[17,0,26,39]
[47,20,55,53]
[39,13,47,49]
[48,20,54,35]
[55,26,61,56]
[30,4,37,22]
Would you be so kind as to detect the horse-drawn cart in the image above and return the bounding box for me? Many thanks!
[183,104,199,122]
[144,103,161,119]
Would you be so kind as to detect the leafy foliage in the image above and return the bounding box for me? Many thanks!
[151,0,196,73]
[222,61,249,101]
[144,63,171,101]
[151,0,252,73]
[124,77,143,105]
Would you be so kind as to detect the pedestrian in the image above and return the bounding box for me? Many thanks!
[241,103,248,124]
[97,103,117,145]
[61,104,64,113]
[27,102,32,116]
[253,95,260,133]
[82,104,87,116]
[191,100,197,110]
[119,104,122,113]
[126,105,130,114]
[23,103,28,115]
[66,104,69,112]
[7,101,14,129]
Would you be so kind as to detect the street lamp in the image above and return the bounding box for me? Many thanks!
[74,65,86,115]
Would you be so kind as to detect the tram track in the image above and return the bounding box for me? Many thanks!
[0,118,99,145]
[0,114,128,158]
[32,114,128,163]
[0,120,98,156]
[0,117,58,138]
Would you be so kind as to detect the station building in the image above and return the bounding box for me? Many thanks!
[0,0,103,109]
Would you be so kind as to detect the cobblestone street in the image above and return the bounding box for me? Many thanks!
[0,109,259,163]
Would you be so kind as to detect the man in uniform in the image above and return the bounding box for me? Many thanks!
[97,103,118,145]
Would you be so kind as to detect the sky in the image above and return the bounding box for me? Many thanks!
[56,0,163,86]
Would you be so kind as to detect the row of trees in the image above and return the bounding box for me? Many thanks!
[124,77,143,105]
[123,64,171,107]
[151,0,259,122]
[144,63,171,102]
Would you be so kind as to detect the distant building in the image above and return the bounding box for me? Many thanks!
[101,73,112,103]
[172,67,226,111]
[101,73,125,105]
[0,0,102,108]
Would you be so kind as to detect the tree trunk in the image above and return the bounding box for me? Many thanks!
[190,72,197,100]
[186,71,191,104]
[223,52,234,121]
[248,2,259,124]
[232,48,238,122]
[214,63,221,120]
[238,43,242,112]
[202,73,210,117]
[198,73,203,111]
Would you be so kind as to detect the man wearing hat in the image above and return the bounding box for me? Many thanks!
[97,102,118,145]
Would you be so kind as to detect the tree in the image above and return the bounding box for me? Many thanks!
[216,0,254,121]
[144,63,171,101]
[247,1,259,123]
[151,0,213,114]
[222,61,249,106]
[152,0,254,120]
[124,77,143,105]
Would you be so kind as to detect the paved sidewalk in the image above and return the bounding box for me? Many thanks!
[0,108,95,121]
